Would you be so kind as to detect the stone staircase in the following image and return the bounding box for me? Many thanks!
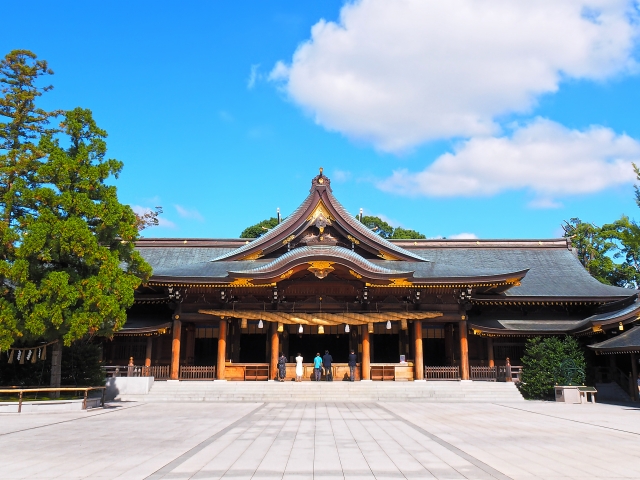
[595,382,632,403]
[116,380,525,403]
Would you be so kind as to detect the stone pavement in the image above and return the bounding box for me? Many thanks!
[1,401,640,479]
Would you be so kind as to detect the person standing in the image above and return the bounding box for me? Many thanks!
[278,353,287,382]
[323,350,333,381]
[348,349,357,382]
[295,352,304,382]
[313,352,322,381]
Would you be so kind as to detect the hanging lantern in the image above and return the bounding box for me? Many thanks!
[344,324,350,333]
[368,323,374,333]
[298,324,303,334]
[386,320,392,330]
[240,318,248,329]
[258,320,263,329]
[400,319,408,330]
[318,325,325,334]
[277,322,284,333]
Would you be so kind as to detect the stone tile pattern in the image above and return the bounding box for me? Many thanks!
[1,401,640,479]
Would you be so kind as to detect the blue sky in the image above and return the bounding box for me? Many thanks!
[2,1,640,240]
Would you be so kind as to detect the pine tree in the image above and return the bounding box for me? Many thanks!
[0,50,151,392]
[0,50,61,351]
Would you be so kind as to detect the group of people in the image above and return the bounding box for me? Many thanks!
[276,349,358,382]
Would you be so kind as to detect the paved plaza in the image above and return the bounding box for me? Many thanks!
[1,401,640,479]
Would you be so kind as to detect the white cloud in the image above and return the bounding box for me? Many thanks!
[378,118,639,200]
[247,64,260,89]
[271,0,639,151]
[448,233,479,239]
[131,205,176,229]
[174,205,204,221]
[527,198,564,209]
[333,169,352,182]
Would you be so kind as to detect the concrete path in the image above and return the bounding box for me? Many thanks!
[1,401,639,479]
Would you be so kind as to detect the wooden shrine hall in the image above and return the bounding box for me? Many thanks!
[105,170,640,382]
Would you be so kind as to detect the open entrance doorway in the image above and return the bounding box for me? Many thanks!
[372,334,400,362]
[288,334,349,363]
[423,326,446,366]
[194,326,218,366]
[239,334,268,362]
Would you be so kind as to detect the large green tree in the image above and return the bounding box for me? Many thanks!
[390,227,427,240]
[359,215,426,239]
[0,50,60,351]
[241,214,427,240]
[240,217,279,238]
[562,218,638,287]
[0,50,151,390]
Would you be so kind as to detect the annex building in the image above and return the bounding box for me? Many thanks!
[105,171,640,382]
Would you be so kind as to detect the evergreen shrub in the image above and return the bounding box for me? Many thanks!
[518,336,586,400]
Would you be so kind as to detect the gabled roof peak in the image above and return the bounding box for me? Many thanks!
[310,167,332,193]
[212,171,425,262]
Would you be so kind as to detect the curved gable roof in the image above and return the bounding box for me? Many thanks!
[212,172,425,262]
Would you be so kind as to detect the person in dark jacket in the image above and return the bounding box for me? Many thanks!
[348,349,357,381]
[277,353,287,382]
[322,350,333,381]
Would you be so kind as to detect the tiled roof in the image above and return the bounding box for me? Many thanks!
[136,240,634,299]
[589,326,640,353]
[230,246,413,277]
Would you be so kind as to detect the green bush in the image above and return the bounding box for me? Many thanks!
[519,336,586,400]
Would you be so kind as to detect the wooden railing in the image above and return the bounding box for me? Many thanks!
[0,387,106,413]
[371,365,395,381]
[144,365,169,379]
[471,366,497,381]
[179,366,216,380]
[104,365,169,379]
[425,366,460,380]
[245,365,269,381]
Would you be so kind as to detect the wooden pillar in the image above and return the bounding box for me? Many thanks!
[270,322,279,380]
[487,337,494,368]
[217,319,227,380]
[170,318,182,380]
[459,318,470,380]
[362,326,371,380]
[631,353,639,401]
[145,337,153,367]
[414,320,424,380]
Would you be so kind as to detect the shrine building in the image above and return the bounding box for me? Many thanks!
[105,170,640,382]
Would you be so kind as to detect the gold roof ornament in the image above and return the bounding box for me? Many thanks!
[378,250,401,261]
[240,250,264,260]
[307,261,335,279]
